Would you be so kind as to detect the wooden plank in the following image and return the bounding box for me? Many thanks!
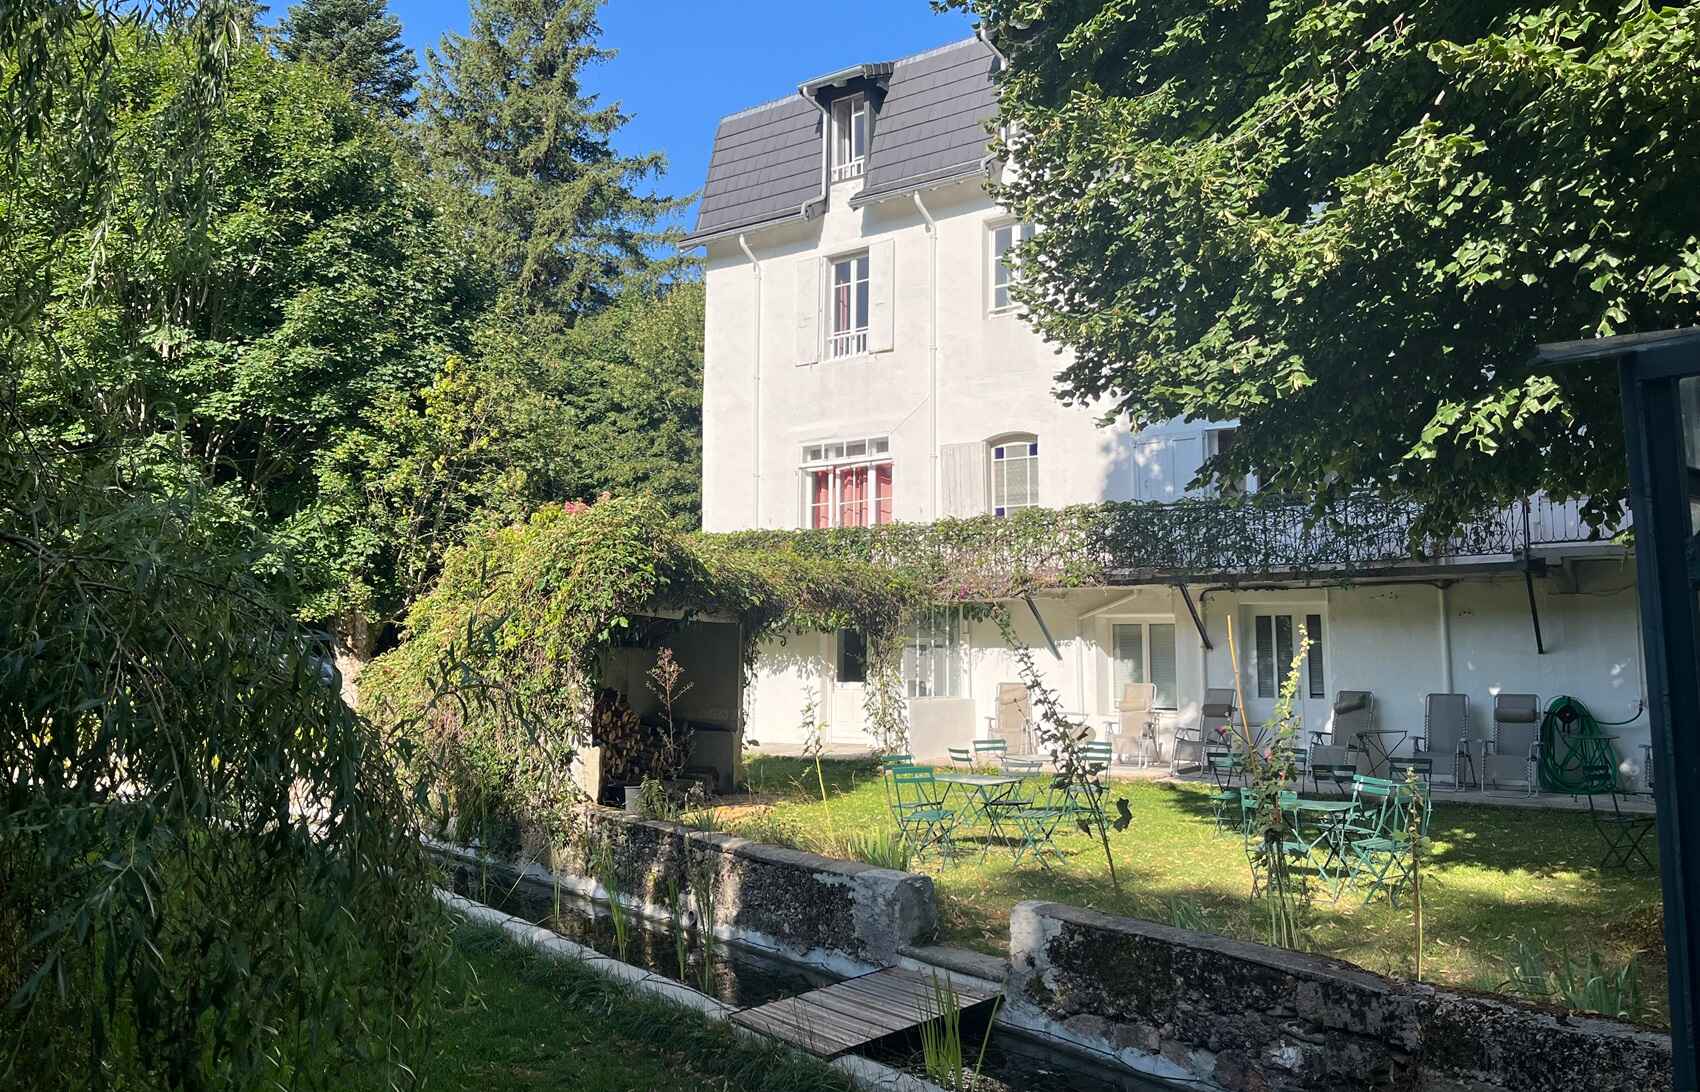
[730,966,1001,1058]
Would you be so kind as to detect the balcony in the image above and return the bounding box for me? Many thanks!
[720,495,1619,599]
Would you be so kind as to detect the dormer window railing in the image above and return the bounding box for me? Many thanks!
[831,93,867,181]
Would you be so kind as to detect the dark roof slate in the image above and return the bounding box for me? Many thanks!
[683,36,999,244]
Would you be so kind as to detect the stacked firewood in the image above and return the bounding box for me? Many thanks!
[591,688,670,788]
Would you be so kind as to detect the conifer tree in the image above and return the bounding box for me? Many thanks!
[420,0,680,320]
[276,0,417,117]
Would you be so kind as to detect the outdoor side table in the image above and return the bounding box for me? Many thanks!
[1285,798,1357,893]
[1354,729,1407,777]
[935,773,1024,828]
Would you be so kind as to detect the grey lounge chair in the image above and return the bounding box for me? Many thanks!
[1413,693,1476,790]
[1201,687,1239,748]
[986,682,1033,752]
[1485,693,1542,795]
[1114,682,1158,767]
[1327,690,1373,751]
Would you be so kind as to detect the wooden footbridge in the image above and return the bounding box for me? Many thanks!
[731,965,1000,1057]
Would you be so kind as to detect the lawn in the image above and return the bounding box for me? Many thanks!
[726,755,1667,1024]
[358,923,857,1092]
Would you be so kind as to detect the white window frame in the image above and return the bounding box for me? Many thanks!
[1251,611,1326,701]
[988,433,1039,516]
[831,93,868,182]
[828,251,870,359]
[1104,616,1180,712]
[988,220,1033,313]
[903,607,962,700]
[801,436,892,529]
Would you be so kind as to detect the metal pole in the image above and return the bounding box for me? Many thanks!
[1620,356,1700,1088]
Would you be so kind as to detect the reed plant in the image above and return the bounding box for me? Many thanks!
[594,839,632,960]
[665,875,690,980]
[689,847,719,993]
[917,972,1001,1090]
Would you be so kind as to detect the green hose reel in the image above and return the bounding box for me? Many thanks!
[1537,695,1641,793]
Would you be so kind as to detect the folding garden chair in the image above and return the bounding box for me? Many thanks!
[1583,761,1655,872]
[1115,682,1159,768]
[1412,693,1477,790]
[1201,688,1239,751]
[1308,746,1357,797]
[1327,690,1375,758]
[1484,693,1541,794]
[987,683,1034,752]
[884,765,959,862]
[947,746,974,770]
[972,738,1008,768]
[1002,752,1044,775]
[1340,774,1431,907]
[1003,776,1073,868]
[1385,754,1433,786]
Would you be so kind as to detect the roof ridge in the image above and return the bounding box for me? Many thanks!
[711,35,981,127]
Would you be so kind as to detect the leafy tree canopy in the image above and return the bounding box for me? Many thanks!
[13,35,490,624]
[275,0,418,116]
[951,0,1700,535]
[420,0,685,319]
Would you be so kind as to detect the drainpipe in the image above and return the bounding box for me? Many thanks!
[738,234,762,527]
[912,191,940,518]
[797,87,830,220]
[1438,584,1454,693]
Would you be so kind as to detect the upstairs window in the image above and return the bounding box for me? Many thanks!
[832,93,868,181]
[803,437,892,528]
[989,221,1034,312]
[1206,426,1253,496]
[990,435,1039,516]
[829,252,870,358]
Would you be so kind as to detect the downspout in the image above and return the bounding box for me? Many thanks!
[912,191,940,518]
[1438,584,1454,693]
[738,234,762,527]
[797,86,830,220]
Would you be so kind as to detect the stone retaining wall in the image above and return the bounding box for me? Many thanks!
[1007,901,1671,1092]
[493,807,936,970]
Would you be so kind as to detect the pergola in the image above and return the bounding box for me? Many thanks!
[1533,328,1700,1088]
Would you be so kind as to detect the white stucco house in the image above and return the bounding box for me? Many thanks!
[679,34,1650,779]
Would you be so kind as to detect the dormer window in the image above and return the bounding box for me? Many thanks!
[831,93,867,181]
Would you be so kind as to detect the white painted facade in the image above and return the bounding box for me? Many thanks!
[693,65,1651,779]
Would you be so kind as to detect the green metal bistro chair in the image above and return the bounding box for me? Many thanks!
[877,753,914,810]
[885,765,958,863]
[1002,752,1044,775]
[973,739,1009,768]
[947,746,974,770]
[1341,775,1431,906]
[1003,776,1073,867]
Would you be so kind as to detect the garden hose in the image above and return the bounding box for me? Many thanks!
[1537,696,1641,793]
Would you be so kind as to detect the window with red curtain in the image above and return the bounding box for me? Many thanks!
[873,462,893,524]
[809,470,832,529]
[837,465,867,527]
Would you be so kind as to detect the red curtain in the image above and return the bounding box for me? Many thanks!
[873,462,893,525]
[810,470,831,529]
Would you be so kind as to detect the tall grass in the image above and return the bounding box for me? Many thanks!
[841,828,913,871]
[1501,932,1647,1021]
[917,973,1001,1091]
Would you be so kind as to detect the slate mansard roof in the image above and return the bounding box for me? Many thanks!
[682,36,1000,246]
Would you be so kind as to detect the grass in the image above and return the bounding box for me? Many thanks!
[730,755,1669,1024]
[353,922,857,1092]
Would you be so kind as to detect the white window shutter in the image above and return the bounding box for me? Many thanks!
[1133,439,1171,501]
[795,258,820,365]
[940,442,988,517]
[1171,434,1205,496]
[868,238,895,353]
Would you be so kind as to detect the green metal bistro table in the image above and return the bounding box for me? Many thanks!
[936,773,1025,857]
[1284,797,1357,894]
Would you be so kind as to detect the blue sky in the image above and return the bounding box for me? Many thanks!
[386,0,978,233]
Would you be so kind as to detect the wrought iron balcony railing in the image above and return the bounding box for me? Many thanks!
[718,494,1616,598]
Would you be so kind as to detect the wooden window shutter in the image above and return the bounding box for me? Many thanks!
[868,238,895,353]
[939,442,988,517]
[795,257,820,365]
